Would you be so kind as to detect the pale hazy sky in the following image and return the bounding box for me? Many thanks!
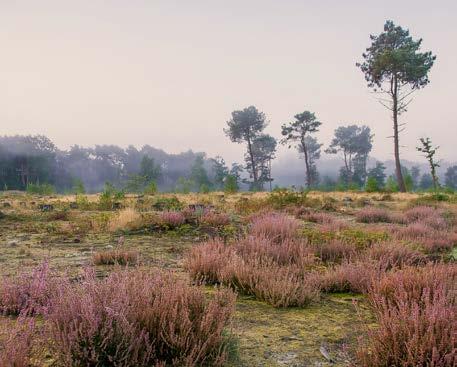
[1,0,456,164]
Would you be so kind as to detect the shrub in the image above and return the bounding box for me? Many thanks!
[108,208,143,232]
[26,182,55,195]
[267,188,311,209]
[0,316,36,366]
[159,211,186,228]
[219,257,320,308]
[152,196,184,211]
[301,211,336,224]
[313,240,358,263]
[186,235,318,308]
[355,207,392,223]
[249,212,301,242]
[0,261,54,316]
[200,211,231,227]
[185,239,234,283]
[92,250,139,265]
[46,269,236,367]
[143,181,158,195]
[357,264,457,367]
[319,261,377,294]
[366,241,426,269]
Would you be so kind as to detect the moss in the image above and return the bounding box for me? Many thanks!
[232,294,373,366]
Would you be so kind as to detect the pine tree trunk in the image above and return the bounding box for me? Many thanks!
[247,137,258,190]
[301,139,311,189]
[392,77,406,192]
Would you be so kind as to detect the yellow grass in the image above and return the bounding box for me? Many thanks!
[108,208,143,232]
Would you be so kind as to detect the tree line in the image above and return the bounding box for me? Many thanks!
[224,20,455,192]
[1,20,456,194]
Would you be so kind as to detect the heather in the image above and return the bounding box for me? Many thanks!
[0,265,236,367]
[1,191,457,365]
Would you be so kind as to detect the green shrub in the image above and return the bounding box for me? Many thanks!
[143,181,158,195]
[26,183,55,195]
[267,188,310,209]
[152,196,184,211]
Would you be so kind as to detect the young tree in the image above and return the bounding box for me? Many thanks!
[210,156,229,190]
[358,20,436,192]
[139,156,161,183]
[190,154,211,191]
[416,137,440,190]
[225,106,268,190]
[248,134,277,191]
[419,173,434,190]
[410,165,421,190]
[325,125,373,186]
[445,166,457,189]
[367,161,386,189]
[280,111,322,188]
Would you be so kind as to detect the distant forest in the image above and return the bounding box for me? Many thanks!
[1,134,457,194]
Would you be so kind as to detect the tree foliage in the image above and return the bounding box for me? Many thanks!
[357,20,435,192]
[416,137,440,190]
[326,125,373,187]
[281,110,322,188]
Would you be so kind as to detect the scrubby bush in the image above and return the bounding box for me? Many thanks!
[357,264,457,367]
[366,241,426,269]
[152,196,184,211]
[219,257,320,308]
[159,211,186,228]
[249,212,301,242]
[0,316,36,366]
[355,207,392,223]
[267,188,313,209]
[92,249,139,265]
[46,269,236,367]
[199,211,231,227]
[319,261,377,294]
[0,261,54,316]
[185,239,233,283]
[26,182,55,195]
[313,240,358,263]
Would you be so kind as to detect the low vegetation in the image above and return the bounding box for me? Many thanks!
[0,190,456,366]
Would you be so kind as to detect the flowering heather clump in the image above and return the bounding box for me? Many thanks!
[393,222,457,253]
[92,249,139,265]
[249,212,301,242]
[355,207,392,223]
[46,268,236,367]
[0,316,36,367]
[302,211,336,224]
[185,239,234,283]
[200,211,231,227]
[319,261,378,294]
[219,257,320,308]
[186,235,319,307]
[0,261,55,316]
[366,241,426,269]
[159,210,186,228]
[313,240,358,263]
[420,235,457,253]
[404,205,440,223]
[357,264,457,367]
[394,221,429,240]
[236,235,315,268]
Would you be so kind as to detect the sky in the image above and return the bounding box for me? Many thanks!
[1,0,456,165]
